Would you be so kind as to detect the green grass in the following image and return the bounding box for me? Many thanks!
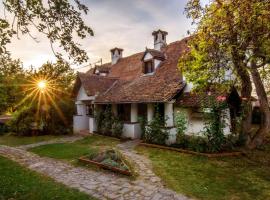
[30,134,120,162]
[0,156,95,200]
[136,144,270,200]
[0,134,62,147]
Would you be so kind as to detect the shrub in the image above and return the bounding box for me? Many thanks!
[175,111,188,145]
[111,116,123,138]
[138,116,147,139]
[144,111,169,145]
[95,106,123,138]
[201,96,228,152]
[0,124,9,135]
[8,106,37,136]
[101,106,113,135]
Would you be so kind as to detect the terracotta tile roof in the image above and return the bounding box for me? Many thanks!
[73,37,190,103]
[73,73,118,97]
[108,52,145,81]
[142,49,165,60]
[176,90,230,107]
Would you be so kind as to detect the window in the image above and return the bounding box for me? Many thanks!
[162,34,165,40]
[144,60,154,74]
[86,104,94,116]
[191,108,204,119]
[117,104,131,122]
[138,104,147,118]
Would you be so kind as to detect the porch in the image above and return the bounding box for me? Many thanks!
[73,101,176,141]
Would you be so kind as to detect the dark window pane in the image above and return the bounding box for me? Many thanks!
[117,104,131,122]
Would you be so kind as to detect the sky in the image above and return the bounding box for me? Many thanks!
[2,0,207,71]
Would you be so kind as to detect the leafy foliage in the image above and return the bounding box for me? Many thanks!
[1,0,93,63]
[111,116,123,138]
[138,116,147,139]
[6,60,75,135]
[94,106,123,138]
[8,106,37,136]
[175,111,188,144]
[201,96,228,152]
[144,110,169,145]
[181,0,270,148]
[0,55,25,113]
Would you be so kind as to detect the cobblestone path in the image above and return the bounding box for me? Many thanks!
[18,135,84,150]
[0,140,190,200]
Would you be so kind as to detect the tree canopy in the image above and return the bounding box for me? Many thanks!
[0,0,93,64]
[180,0,270,148]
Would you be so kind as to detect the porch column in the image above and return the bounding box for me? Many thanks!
[76,101,86,116]
[112,104,118,116]
[165,101,174,127]
[131,103,138,123]
[147,103,154,123]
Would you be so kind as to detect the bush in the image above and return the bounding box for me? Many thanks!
[175,111,188,145]
[138,116,147,139]
[111,116,123,138]
[8,106,37,136]
[201,96,228,152]
[144,111,169,145]
[0,124,9,135]
[95,106,123,138]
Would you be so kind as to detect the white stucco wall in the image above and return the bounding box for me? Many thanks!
[76,86,95,101]
[122,123,141,139]
[174,107,232,136]
[144,52,153,61]
[73,115,89,133]
[166,128,177,145]
[89,117,97,133]
[165,102,174,127]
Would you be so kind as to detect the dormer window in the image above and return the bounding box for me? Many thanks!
[144,60,154,74]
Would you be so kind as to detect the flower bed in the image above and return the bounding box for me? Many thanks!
[79,149,132,176]
[139,142,244,158]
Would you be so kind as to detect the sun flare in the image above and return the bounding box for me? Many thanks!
[37,80,47,90]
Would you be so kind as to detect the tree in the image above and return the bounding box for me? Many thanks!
[0,55,25,113]
[9,60,76,135]
[180,0,270,148]
[0,0,93,64]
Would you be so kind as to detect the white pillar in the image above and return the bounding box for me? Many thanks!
[76,101,86,116]
[222,108,231,135]
[165,101,174,127]
[147,103,154,123]
[131,103,138,123]
[112,104,118,116]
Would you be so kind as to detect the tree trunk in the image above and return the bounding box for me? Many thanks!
[248,64,270,149]
[232,57,253,142]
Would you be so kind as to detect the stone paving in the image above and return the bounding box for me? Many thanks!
[18,135,84,150]
[0,139,190,200]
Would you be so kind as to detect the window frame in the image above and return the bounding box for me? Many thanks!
[143,59,155,74]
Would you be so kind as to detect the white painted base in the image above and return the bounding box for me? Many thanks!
[166,128,177,145]
[89,117,97,133]
[73,115,89,133]
[122,123,142,139]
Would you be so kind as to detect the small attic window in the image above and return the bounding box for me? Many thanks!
[155,35,158,41]
[144,60,154,74]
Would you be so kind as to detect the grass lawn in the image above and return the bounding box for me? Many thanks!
[30,134,120,163]
[136,144,270,200]
[0,156,95,200]
[0,134,62,147]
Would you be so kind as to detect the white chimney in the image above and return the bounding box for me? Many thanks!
[110,47,123,65]
[152,29,168,51]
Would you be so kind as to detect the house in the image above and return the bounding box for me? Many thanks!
[72,30,241,143]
